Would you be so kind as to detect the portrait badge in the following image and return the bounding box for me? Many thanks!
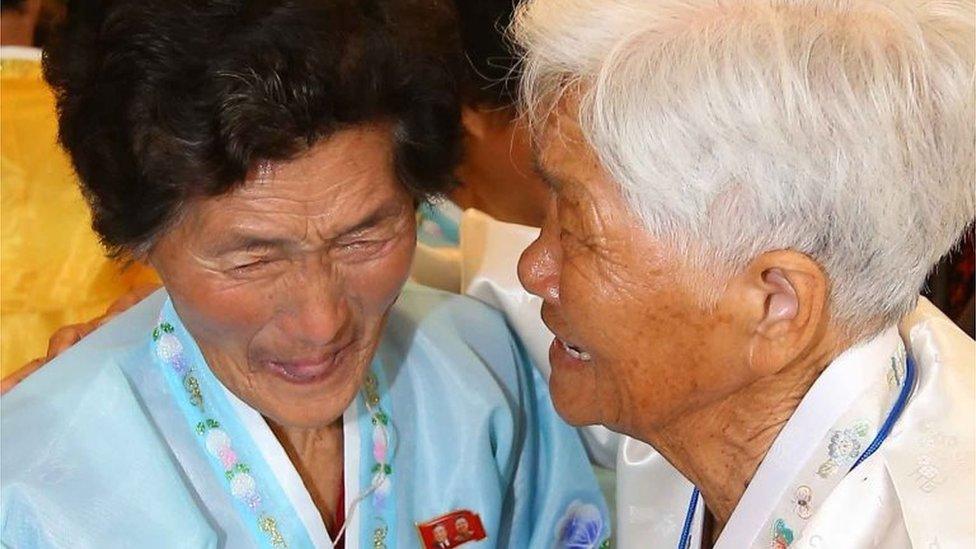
[416,509,487,548]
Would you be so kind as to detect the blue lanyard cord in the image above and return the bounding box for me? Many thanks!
[676,354,916,549]
[849,354,916,471]
[677,488,700,549]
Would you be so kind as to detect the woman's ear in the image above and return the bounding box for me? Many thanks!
[733,250,831,377]
[460,105,492,142]
[757,267,801,337]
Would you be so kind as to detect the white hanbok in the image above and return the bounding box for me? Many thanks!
[430,202,976,549]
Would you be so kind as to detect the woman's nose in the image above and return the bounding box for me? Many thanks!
[282,271,351,348]
[518,197,560,303]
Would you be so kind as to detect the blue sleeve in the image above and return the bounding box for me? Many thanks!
[386,285,611,548]
[1,294,220,549]
[0,361,220,549]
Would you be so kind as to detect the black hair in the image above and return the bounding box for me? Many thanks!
[453,0,520,107]
[43,0,463,256]
[0,0,27,11]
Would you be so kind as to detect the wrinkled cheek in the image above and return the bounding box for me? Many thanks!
[168,273,268,337]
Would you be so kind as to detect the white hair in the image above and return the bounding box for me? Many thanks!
[513,0,975,337]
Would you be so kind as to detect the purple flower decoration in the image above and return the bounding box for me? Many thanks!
[555,500,605,549]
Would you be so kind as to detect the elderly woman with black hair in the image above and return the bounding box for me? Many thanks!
[0,1,610,547]
[513,0,975,546]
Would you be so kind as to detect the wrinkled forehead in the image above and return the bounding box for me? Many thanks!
[181,125,410,237]
[239,124,396,201]
[531,101,608,194]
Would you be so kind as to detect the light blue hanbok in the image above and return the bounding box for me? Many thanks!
[1,283,610,548]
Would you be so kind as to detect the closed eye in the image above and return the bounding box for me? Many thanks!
[232,258,272,272]
[333,237,395,261]
[342,239,384,251]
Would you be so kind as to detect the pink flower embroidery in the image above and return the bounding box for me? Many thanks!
[219,447,237,469]
[373,427,387,462]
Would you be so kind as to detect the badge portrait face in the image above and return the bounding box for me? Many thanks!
[416,510,487,548]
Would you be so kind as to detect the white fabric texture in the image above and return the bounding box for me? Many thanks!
[412,204,975,548]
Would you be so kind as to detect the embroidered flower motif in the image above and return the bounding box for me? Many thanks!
[816,421,870,478]
[184,374,204,408]
[363,372,394,513]
[373,425,387,463]
[770,519,794,549]
[886,349,907,389]
[372,471,392,508]
[555,500,606,549]
[259,515,287,548]
[372,525,388,549]
[829,429,862,460]
[791,485,813,520]
[230,472,261,509]
[218,447,238,469]
[155,330,181,360]
[205,429,232,455]
[152,316,283,546]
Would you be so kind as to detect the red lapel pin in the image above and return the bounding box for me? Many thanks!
[416,509,487,548]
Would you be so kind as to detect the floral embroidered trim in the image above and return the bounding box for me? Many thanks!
[791,485,813,520]
[372,525,388,548]
[363,372,393,544]
[886,348,907,389]
[364,373,393,507]
[334,370,395,547]
[771,519,795,549]
[816,420,870,478]
[153,319,287,548]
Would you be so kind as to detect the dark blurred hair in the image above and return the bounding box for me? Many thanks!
[453,0,519,107]
[43,0,463,256]
[0,0,27,11]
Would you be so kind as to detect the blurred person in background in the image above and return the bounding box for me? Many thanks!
[412,0,624,476]
[0,0,156,382]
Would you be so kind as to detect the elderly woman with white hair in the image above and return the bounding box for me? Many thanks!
[513,0,975,546]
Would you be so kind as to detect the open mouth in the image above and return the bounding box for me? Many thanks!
[558,338,592,362]
[266,359,335,383]
[264,340,356,384]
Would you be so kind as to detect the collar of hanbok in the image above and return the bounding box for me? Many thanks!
[709,326,908,548]
[151,298,396,549]
[615,301,974,549]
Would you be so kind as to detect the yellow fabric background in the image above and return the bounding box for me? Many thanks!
[1,56,157,378]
